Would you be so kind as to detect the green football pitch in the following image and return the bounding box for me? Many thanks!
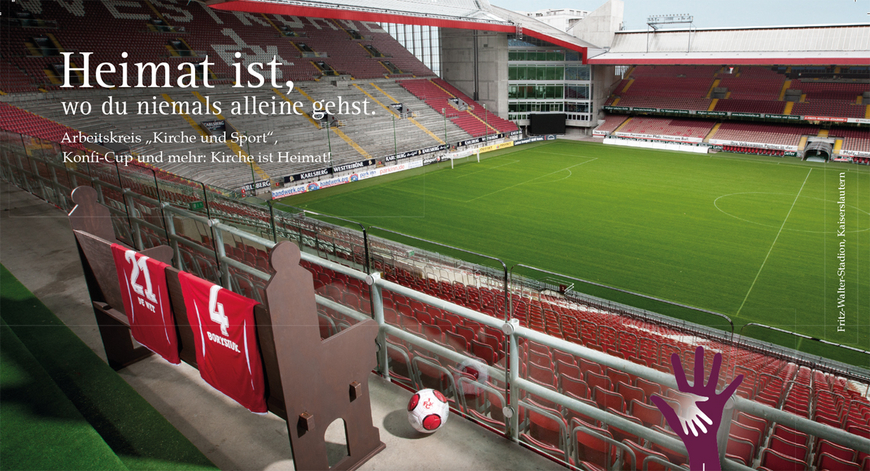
[280,140,870,368]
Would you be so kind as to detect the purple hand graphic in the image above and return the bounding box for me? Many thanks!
[651,346,743,471]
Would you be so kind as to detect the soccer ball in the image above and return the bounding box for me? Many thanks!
[407,388,449,433]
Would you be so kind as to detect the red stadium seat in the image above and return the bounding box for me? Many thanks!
[616,381,645,406]
[603,406,643,445]
[773,424,809,447]
[769,435,808,462]
[585,371,612,393]
[730,421,763,449]
[726,435,755,466]
[560,373,590,399]
[623,440,683,471]
[630,399,664,429]
[818,453,860,471]
[571,421,626,471]
[592,386,625,413]
[520,401,569,462]
[528,362,556,388]
[736,411,768,436]
[815,439,857,465]
[636,377,663,400]
[556,359,581,379]
[759,448,807,471]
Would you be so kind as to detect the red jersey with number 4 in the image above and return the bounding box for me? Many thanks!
[178,271,267,413]
[111,244,180,364]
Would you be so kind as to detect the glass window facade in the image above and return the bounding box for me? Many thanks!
[508,65,565,81]
[508,50,565,61]
[565,66,590,81]
[507,42,592,124]
[508,84,565,99]
[381,23,440,76]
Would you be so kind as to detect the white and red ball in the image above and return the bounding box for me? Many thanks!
[407,388,449,433]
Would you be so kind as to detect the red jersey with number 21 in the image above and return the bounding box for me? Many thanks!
[178,271,267,413]
[111,244,180,364]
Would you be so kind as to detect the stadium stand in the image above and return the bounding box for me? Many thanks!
[1,81,474,187]
[431,79,517,133]
[791,101,866,119]
[0,61,40,94]
[792,80,869,102]
[613,117,716,141]
[603,78,630,106]
[398,79,464,118]
[1,0,431,88]
[0,102,86,147]
[716,67,786,101]
[374,81,473,143]
[718,145,788,157]
[711,123,819,147]
[605,64,870,124]
[616,96,713,111]
[591,114,629,135]
[399,79,518,137]
[830,127,870,163]
[713,99,786,115]
[601,65,866,162]
[0,0,528,187]
[627,65,718,98]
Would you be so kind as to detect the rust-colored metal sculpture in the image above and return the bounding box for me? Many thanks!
[265,241,385,470]
[68,186,385,469]
[70,185,172,368]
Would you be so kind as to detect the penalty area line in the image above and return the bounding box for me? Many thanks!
[735,169,812,317]
[462,158,597,203]
[454,159,521,179]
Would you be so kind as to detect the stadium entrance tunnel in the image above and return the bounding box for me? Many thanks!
[803,139,833,162]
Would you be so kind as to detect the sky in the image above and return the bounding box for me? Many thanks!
[493,0,870,30]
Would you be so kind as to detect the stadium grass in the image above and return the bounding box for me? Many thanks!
[278,140,870,368]
[0,265,218,470]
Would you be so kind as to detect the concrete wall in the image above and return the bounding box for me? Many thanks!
[592,64,621,126]
[440,29,509,119]
[570,0,624,49]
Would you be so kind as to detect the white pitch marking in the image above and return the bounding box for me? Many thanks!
[455,159,521,178]
[463,158,598,203]
[713,192,870,234]
[735,169,812,317]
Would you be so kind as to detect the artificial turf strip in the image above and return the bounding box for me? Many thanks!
[282,140,870,368]
[0,265,217,471]
[1,319,129,471]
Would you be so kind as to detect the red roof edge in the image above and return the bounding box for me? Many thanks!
[209,1,589,61]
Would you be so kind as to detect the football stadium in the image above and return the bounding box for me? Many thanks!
[1,0,869,469]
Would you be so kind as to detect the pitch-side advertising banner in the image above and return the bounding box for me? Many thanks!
[615,132,703,144]
[273,164,408,199]
[708,139,798,152]
[479,141,514,153]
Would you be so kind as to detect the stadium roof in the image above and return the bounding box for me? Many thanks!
[588,24,870,65]
[205,0,597,58]
[489,5,603,57]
